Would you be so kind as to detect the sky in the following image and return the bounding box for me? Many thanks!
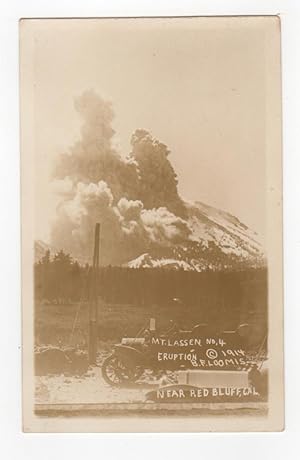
[31,17,267,244]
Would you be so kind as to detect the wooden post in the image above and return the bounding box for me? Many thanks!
[89,223,100,364]
[149,318,156,331]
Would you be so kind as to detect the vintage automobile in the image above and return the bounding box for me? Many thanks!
[101,319,260,386]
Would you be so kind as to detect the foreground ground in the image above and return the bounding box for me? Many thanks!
[36,365,158,405]
[35,301,268,415]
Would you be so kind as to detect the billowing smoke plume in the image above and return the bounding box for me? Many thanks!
[51,90,190,264]
[53,90,138,202]
[130,129,187,217]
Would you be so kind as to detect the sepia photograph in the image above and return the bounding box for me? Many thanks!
[20,16,283,432]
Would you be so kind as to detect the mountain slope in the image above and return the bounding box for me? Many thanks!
[36,201,265,271]
[35,240,57,263]
[126,201,265,271]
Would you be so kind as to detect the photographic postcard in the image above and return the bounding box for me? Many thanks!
[20,16,284,432]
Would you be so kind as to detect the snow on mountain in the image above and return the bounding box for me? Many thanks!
[36,201,265,271]
[127,253,193,270]
[186,201,262,259]
[126,201,265,271]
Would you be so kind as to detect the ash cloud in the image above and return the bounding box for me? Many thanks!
[51,90,190,264]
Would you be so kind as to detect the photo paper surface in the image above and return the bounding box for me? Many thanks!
[20,16,284,432]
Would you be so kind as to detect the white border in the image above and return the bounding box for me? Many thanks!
[1,0,300,458]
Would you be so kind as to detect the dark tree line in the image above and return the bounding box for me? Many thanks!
[35,250,268,344]
[35,250,87,302]
[35,250,266,311]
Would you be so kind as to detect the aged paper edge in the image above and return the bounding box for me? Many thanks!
[20,16,284,433]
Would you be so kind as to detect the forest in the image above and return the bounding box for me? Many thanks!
[34,249,267,336]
